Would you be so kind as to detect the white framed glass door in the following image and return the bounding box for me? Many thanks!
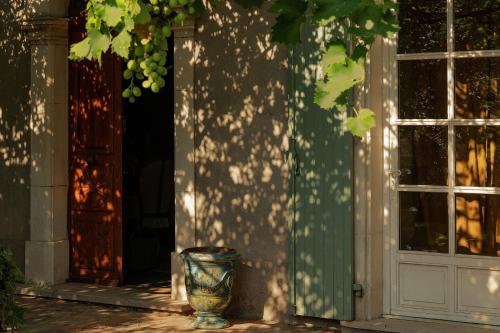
[386,0,500,325]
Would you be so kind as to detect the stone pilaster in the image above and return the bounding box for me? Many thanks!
[23,17,69,285]
[171,22,196,301]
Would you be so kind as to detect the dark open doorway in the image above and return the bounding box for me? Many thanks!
[122,36,175,286]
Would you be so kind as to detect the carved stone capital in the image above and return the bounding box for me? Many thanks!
[22,17,68,45]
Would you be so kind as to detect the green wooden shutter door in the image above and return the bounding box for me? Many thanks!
[288,22,354,320]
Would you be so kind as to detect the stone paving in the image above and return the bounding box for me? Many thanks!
[16,296,336,333]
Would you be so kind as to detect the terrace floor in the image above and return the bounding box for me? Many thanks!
[16,296,334,333]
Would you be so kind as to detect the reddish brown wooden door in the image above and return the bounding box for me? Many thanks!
[68,15,123,285]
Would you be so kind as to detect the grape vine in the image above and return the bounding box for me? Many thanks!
[69,0,399,137]
[69,0,203,103]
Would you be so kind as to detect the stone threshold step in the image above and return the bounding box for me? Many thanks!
[341,318,500,333]
[17,282,192,314]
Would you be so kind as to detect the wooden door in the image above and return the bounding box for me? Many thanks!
[68,15,123,285]
[289,22,354,320]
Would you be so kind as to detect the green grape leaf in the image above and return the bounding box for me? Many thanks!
[344,108,375,138]
[351,44,368,62]
[312,0,365,23]
[111,30,132,58]
[123,16,135,32]
[269,0,308,45]
[85,15,100,30]
[320,42,347,71]
[271,15,305,45]
[334,90,349,113]
[314,44,365,109]
[102,5,124,27]
[134,1,151,24]
[314,59,364,109]
[234,0,265,8]
[317,16,336,27]
[68,37,91,60]
[115,0,140,14]
[92,4,106,18]
[128,0,142,16]
[88,28,111,63]
[382,0,399,12]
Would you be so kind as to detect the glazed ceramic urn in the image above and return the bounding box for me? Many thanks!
[181,247,240,329]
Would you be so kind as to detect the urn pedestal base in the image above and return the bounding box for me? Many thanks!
[192,313,230,329]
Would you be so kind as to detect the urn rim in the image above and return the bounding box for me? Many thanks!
[181,247,240,262]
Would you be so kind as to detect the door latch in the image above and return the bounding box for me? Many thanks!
[352,283,363,297]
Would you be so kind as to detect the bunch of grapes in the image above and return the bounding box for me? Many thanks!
[122,0,198,103]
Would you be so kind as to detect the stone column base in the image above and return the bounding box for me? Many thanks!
[171,251,187,301]
[25,240,68,285]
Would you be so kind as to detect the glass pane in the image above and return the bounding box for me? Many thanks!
[399,126,448,185]
[398,1,447,53]
[398,60,447,119]
[400,192,449,253]
[455,58,500,119]
[456,194,500,257]
[456,126,500,187]
[454,0,500,51]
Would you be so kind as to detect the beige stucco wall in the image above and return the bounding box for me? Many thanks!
[192,1,289,321]
[0,1,31,271]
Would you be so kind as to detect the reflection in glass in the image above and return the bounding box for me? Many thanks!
[455,0,500,51]
[400,192,449,253]
[398,60,447,119]
[456,194,500,257]
[455,58,499,119]
[398,1,447,54]
[456,126,499,187]
[399,126,448,185]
